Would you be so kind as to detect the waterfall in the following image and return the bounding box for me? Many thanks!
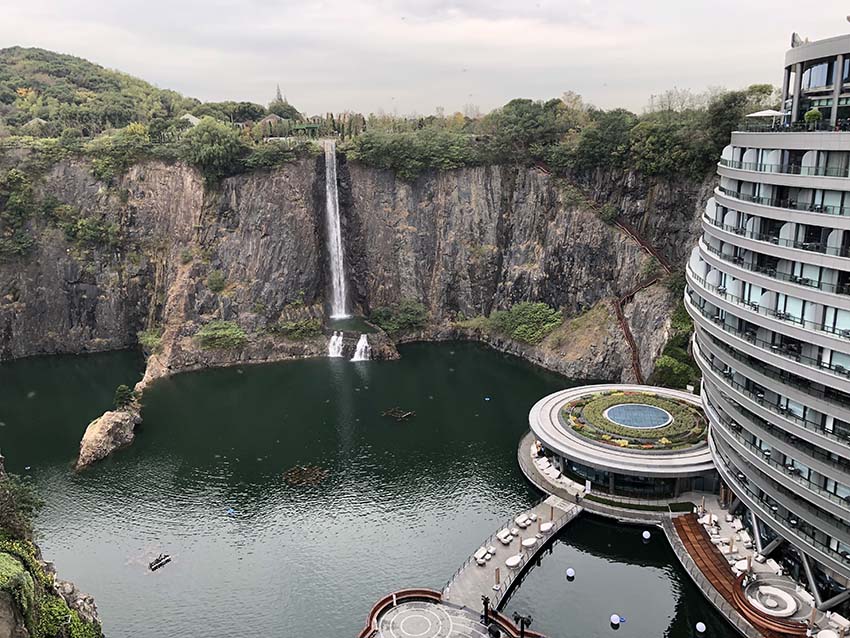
[327,331,344,357]
[351,334,371,361]
[323,140,349,318]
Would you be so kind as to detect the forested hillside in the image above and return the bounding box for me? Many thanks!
[0,47,197,135]
[0,46,779,187]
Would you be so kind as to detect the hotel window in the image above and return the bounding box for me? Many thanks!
[802,61,833,90]
[825,478,850,500]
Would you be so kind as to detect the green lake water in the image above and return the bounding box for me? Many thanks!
[0,342,731,637]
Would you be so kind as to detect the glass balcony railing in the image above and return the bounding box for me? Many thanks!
[707,398,850,510]
[687,290,850,379]
[719,157,850,178]
[697,326,850,426]
[714,436,850,544]
[699,240,850,296]
[686,265,850,341]
[735,120,849,133]
[703,214,850,258]
[704,384,850,476]
[692,330,850,447]
[712,438,850,568]
[717,186,850,218]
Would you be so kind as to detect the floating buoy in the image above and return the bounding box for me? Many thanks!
[696,621,707,634]
[485,397,491,401]
[642,530,651,541]
[566,567,575,580]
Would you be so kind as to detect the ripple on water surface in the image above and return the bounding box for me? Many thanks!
[1,344,728,638]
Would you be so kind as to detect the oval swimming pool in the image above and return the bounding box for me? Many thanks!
[604,403,673,429]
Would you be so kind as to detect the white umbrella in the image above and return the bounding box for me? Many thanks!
[745,109,786,127]
[745,109,785,117]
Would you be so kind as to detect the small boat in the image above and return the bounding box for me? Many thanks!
[149,554,171,571]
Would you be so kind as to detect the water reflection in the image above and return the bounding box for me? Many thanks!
[1,344,729,638]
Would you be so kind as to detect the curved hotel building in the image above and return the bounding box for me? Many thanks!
[685,32,850,610]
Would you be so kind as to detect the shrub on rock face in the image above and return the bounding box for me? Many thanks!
[0,475,42,540]
[84,122,152,183]
[137,328,162,352]
[206,270,227,293]
[598,203,619,224]
[369,300,428,334]
[0,168,36,259]
[653,354,696,389]
[651,301,700,390]
[0,552,35,618]
[113,384,137,409]
[269,318,322,340]
[194,321,247,349]
[489,302,562,344]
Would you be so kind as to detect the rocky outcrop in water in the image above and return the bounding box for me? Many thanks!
[76,406,141,470]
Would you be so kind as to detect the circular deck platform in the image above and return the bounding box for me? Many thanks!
[377,601,489,638]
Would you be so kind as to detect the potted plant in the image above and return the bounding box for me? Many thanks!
[803,107,822,130]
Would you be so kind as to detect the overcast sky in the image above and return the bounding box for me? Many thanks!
[2,1,849,116]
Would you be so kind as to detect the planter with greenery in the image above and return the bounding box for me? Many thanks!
[563,391,707,450]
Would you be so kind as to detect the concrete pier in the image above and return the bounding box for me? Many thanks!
[442,496,582,611]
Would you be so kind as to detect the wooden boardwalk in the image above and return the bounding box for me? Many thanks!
[672,515,808,638]
[442,496,582,611]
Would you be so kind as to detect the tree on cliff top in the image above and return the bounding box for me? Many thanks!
[179,117,248,181]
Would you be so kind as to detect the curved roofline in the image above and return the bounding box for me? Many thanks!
[528,384,715,478]
[784,33,850,67]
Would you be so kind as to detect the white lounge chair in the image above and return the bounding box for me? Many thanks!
[497,530,513,545]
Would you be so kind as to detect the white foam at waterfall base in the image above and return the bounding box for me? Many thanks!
[323,140,349,318]
[351,334,371,361]
[327,332,344,358]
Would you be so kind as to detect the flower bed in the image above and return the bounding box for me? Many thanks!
[562,391,706,450]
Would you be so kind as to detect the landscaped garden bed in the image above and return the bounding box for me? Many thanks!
[561,391,707,451]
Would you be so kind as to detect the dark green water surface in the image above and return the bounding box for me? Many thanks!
[0,343,730,637]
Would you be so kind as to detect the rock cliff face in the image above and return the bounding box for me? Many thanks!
[342,161,709,382]
[573,166,714,266]
[0,157,328,362]
[0,153,709,464]
[343,161,709,317]
[344,163,645,318]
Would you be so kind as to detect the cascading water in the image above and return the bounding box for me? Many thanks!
[327,331,344,357]
[350,334,371,361]
[323,140,349,318]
